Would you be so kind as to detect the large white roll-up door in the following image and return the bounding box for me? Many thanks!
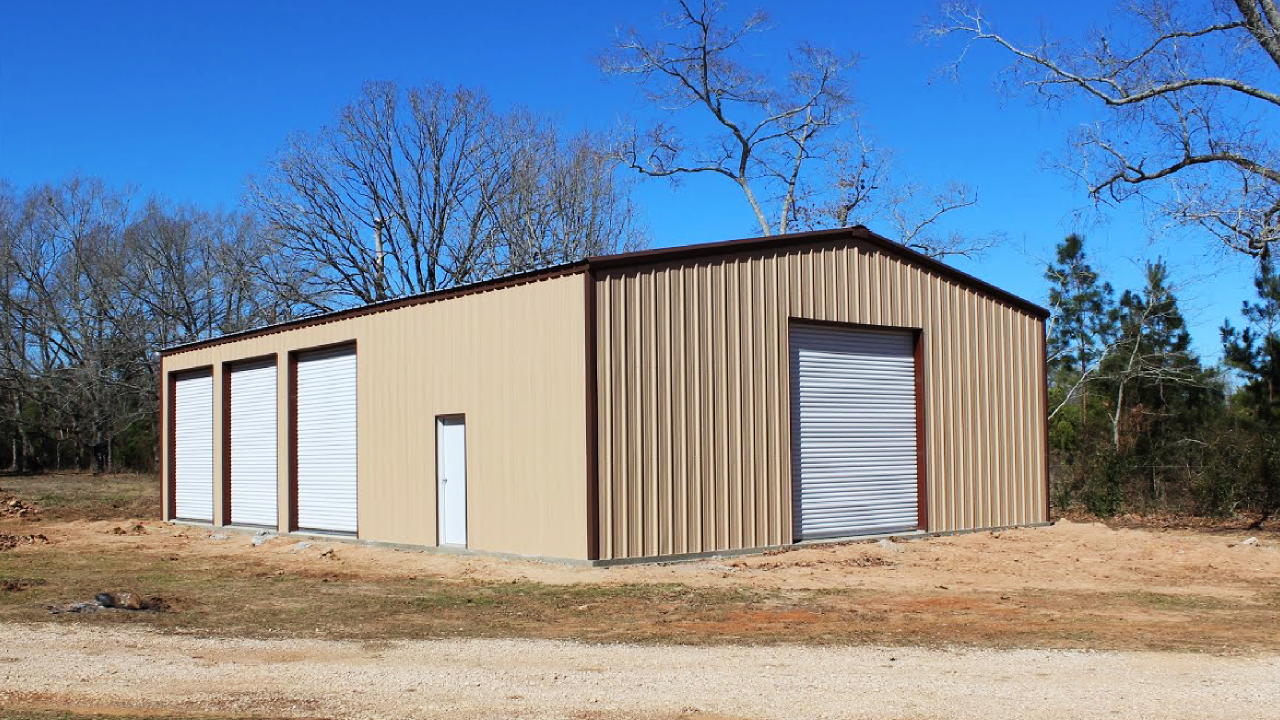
[295,347,357,534]
[790,324,919,540]
[229,360,278,527]
[173,371,214,522]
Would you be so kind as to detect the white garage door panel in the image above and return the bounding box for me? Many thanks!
[296,348,357,534]
[230,362,278,527]
[791,324,919,540]
[174,372,214,522]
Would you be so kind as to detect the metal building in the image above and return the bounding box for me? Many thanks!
[160,227,1049,564]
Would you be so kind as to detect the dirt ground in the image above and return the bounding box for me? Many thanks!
[3,473,1278,650]
[2,473,1279,718]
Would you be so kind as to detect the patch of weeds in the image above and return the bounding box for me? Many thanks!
[0,577,48,592]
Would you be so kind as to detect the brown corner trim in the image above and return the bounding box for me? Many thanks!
[584,269,600,561]
[287,352,299,533]
[163,358,173,521]
[1041,318,1051,522]
[221,366,231,526]
[914,329,928,532]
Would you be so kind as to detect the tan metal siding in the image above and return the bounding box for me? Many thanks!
[161,273,589,560]
[595,239,1047,560]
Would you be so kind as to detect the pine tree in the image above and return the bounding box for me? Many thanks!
[1219,260,1280,517]
[1045,235,1116,426]
[1101,259,1207,449]
[1222,260,1280,421]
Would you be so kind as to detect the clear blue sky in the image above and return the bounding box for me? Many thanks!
[0,0,1257,362]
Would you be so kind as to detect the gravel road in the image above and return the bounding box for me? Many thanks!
[3,624,1276,720]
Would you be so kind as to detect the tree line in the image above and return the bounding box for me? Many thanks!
[0,82,645,473]
[3,0,1277,519]
[1046,235,1278,517]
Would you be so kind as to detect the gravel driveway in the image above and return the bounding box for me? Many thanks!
[3,624,1277,719]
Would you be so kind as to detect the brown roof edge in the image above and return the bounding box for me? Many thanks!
[163,225,1047,357]
[161,260,589,356]
[587,226,1051,320]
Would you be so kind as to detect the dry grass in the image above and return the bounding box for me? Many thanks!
[2,472,1277,652]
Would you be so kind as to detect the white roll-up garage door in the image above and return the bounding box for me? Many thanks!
[173,371,214,522]
[295,347,357,534]
[229,360,278,527]
[790,324,919,540]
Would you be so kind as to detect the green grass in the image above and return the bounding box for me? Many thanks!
[2,472,159,522]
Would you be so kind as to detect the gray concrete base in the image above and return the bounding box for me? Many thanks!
[589,521,1054,567]
[167,519,1054,567]
[166,520,594,567]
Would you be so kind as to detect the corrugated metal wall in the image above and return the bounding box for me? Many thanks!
[594,238,1047,561]
[161,272,589,560]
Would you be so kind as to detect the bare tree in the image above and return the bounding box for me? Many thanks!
[929,0,1280,258]
[602,0,995,257]
[247,82,646,312]
[1,177,291,473]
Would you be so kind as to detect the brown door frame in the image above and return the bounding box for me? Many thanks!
[785,318,929,538]
[287,340,358,535]
[221,354,279,528]
[166,366,214,523]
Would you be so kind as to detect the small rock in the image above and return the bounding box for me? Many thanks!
[94,592,115,608]
[297,542,312,549]
[877,538,902,553]
[1242,536,1259,546]
[208,533,230,541]
[252,532,275,547]
[48,601,101,614]
[112,592,144,610]
[319,548,337,560]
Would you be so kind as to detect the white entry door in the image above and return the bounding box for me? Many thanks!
[436,416,467,546]
[173,371,214,522]
[790,323,920,540]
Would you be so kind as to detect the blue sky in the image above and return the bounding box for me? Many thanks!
[0,0,1259,361]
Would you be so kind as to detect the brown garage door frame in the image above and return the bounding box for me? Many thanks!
[221,353,279,528]
[786,317,929,536]
[167,365,214,523]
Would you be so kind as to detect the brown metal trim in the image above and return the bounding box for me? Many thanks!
[166,366,213,522]
[583,270,600,561]
[589,226,1050,320]
[221,355,279,528]
[163,263,588,356]
[914,329,928,531]
[786,318,926,540]
[162,227,1047,360]
[434,413,467,548]
[1041,318,1051,522]
[164,360,174,521]
[286,352,299,532]
[789,317,923,334]
[221,366,231,526]
[288,341,357,534]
